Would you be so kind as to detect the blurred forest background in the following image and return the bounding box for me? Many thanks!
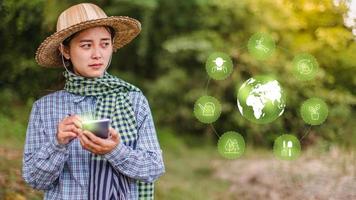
[0,0,355,199]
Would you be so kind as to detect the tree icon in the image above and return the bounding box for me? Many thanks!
[224,139,239,154]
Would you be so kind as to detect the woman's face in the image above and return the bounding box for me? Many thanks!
[61,26,113,78]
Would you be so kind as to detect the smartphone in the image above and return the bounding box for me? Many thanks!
[82,119,110,139]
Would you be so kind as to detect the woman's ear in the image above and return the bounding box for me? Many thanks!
[58,44,70,59]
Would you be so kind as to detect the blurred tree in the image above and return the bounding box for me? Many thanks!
[0,0,355,148]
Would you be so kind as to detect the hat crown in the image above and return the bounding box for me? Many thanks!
[56,3,107,32]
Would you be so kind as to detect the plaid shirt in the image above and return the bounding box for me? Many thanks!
[22,90,165,200]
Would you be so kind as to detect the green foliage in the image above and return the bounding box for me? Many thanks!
[146,0,356,148]
[0,0,355,148]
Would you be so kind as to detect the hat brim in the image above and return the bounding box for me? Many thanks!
[35,16,141,67]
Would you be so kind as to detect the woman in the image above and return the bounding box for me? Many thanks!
[22,3,165,200]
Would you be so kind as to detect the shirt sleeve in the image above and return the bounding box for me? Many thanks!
[104,92,165,183]
[22,101,70,190]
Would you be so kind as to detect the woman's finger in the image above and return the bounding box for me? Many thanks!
[79,136,85,147]
[83,130,105,145]
[109,127,119,142]
[108,127,115,136]
[63,115,82,126]
[111,130,118,140]
[62,115,75,125]
[61,131,77,139]
[62,124,80,134]
[80,133,103,151]
[72,119,82,129]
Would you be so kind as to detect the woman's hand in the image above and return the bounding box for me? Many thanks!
[56,114,83,145]
[78,127,120,155]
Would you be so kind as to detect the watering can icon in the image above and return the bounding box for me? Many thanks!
[198,102,215,116]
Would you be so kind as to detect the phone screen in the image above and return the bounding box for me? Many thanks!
[82,119,110,139]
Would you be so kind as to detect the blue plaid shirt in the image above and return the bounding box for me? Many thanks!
[22,90,165,199]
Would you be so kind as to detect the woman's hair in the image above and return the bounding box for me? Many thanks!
[62,26,115,46]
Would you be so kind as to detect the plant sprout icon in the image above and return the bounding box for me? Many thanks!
[309,104,321,120]
[198,102,215,116]
[211,57,227,73]
[297,59,313,75]
[224,139,239,154]
[282,140,293,157]
[255,37,269,53]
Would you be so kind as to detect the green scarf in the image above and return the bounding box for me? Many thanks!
[63,70,154,199]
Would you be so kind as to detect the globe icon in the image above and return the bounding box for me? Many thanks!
[237,75,286,124]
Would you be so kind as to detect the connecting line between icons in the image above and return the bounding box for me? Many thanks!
[204,77,211,95]
[300,125,312,142]
[210,124,221,138]
[276,46,293,56]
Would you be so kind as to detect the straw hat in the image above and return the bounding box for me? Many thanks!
[35,3,141,67]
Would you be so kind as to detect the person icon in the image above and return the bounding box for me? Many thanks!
[205,52,233,80]
[211,57,227,73]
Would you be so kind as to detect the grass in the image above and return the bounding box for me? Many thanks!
[0,105,355,199]
[0,103,43,200]
[156,128,231,199]
[0,107,231,200]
